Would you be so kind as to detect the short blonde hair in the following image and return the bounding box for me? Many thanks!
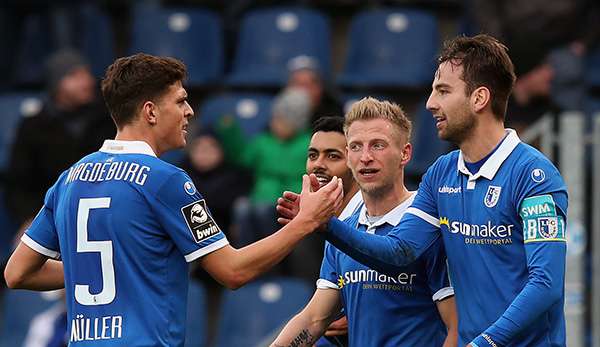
[344,97,412,142]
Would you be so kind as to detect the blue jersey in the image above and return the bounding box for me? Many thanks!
[325,130,568,347]
[318,194,453,347]
[23,140,228,346]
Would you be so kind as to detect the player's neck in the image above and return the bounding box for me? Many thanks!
[114,128,161,157]
[459,122,506,163]
[363,183,411,217]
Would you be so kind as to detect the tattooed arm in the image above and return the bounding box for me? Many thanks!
[271,288,342,347]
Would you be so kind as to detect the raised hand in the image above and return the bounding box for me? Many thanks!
[276,191,299,225]
[324,316,348,337]
[296,174,343,230]
[276,174,324,225]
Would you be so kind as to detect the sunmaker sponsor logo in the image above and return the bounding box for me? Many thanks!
[440,217,514,245]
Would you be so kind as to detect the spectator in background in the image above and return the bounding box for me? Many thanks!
[506,60,560,135]
[217,87,312,248]
[469,0,600,111]
[287,55,344,124]
[179,127,252,237]
[4,49,114,229]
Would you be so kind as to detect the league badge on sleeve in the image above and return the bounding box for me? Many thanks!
[520,194,566,243]
[181,200,220,243]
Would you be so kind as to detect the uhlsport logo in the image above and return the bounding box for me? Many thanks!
[440,216,514,245]
[183,180,197,195]
[181,200,219,243]
[531,168,546,183]
[484,185,502,208]
[438,185,461,194]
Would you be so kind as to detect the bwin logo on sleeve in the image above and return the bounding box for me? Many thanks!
[181,200,220,243]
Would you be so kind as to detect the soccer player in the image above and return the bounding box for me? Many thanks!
[3,53,343,347]
[288,34,569,347]
[280,116,361,346]
[278,116,362,224]
[272,98,457,347]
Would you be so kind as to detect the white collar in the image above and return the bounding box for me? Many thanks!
[457,129,520,181]
[357,192,416,230]
[99,140,157,157]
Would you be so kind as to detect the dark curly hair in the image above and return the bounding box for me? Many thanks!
[438,34,516,120]
[101,53,187,129]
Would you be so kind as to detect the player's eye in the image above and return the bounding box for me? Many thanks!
[349,143,361,152]
[372,142,386,150]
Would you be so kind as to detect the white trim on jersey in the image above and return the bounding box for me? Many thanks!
[99,140,157,157]
[339,191,363,221]
[457,129,520,189]
[316,278,340,290]
[405,207,440,227]
[357,192,416,228]
[432,286,455,302]
[184,237,229,262]
[21,234,61,259]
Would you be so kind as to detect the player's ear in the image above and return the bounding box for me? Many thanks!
[471,86,491,113]
[400,142,412,166]
[142,101,158,125]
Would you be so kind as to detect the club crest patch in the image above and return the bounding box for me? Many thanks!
[181,200,220,243]
[484,185,502,208]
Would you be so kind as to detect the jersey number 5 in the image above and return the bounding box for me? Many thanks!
[75,198,116,306]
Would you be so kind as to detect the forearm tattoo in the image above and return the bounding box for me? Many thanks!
[274,329,314,347]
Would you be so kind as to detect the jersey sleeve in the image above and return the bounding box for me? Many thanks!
[422,237,454,302]
[22,183,60,259]
[316,241,340,290]
[473,157,568,347]
[152,171,228,263]
[325,164,442,270]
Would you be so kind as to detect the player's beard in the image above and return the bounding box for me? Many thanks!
[357,173,395,200]
[439,108,476,145]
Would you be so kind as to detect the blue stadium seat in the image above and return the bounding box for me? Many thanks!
[185,279,207,347]
[79,4,115,78]
[338,8,439,88]
[0,93,43,171]
[0,290,62,347]
[586,46,600,88]
[406,103,450,177]
[13,13,54,86]
[214,277,312,347]
[198,93,274,139]
[129,5,224,86]
[226,7,331,87]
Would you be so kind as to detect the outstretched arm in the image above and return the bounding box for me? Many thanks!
[325,212,441,273]
[271,288,342,347]
[200,175,344,289]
